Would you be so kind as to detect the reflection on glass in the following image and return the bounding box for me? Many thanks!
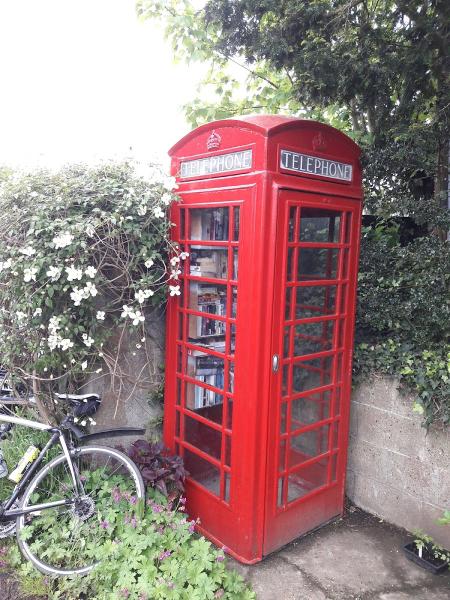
[233,207,240,241]
[279,438,286,471]
[176,378,182,405]
[292,356,333,394]
[282,365,289,397]
[227,397,233,430]
[229,324,236,354]
[283,326,290,358]
[277,477,286,507]
[332,421,339,449]
[231,286,238,318]
[178,312,184,341]
[334,387,341,416]
[290,426,330,466]
[189,208,229,241]
[286,457,328,503]
[298,248,339,280]
[294,320,335,356]
[177,345,183,373]
[331,454,338,482]
[290,391,331,429]
[184,414,222,460]
[183,449,220,496]
[299,208,341,243]
[190,247,228,279]
[345,213,352,243]
[228,362,235,393]
[295,286,337,318]
[286,248,294,281]
[285,287,293,320]
[280,402,287,434]
[185,382,223,424]
[224,471,231,503]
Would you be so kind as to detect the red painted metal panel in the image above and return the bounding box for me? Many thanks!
[166,116,362,563]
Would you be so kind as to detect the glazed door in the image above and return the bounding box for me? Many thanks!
[263,189,361,555]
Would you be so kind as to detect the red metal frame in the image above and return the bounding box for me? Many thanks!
[165,116,363,563]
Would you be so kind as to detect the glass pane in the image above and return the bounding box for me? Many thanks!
[225,435,232,467]
[299,208,341,243]
[289,425,330,467]
[180,209,186,240]
[331,454,338,482]
[184,414,222,460]
[178,312,184,341]
[293,321,335,357]
[298,248,339,281]
[227,397,233,429]
[177,345,183,372]
[233,207,240,241]
[283,326,291,358]
[176,378,182,405]
[285,287,293,320]
[189,281,227,314]
[228,363,235,393]
[185,382,223,423]
[287,457,328,502]
[224,472,231,503]
[183,449,220,496]
[279,438,287,471]
[332,421,339,449]
[190,247,228,279]
[280,403,287,434]
[292,356,333,394]
[282,365,289,397]
[277,477,286,507]
[175,410,180,436]
[286,247,294,281]
[232,248,239,280]
[189,208,229,241]
[229,324,236,354]
[188,314,226,341]
[345,213,352,243]
[288,206,296,241]
[231,287,238,318]
[295,286,337,318]
[187,351,224,389]
[336,318,345,349]
[334,387,341,416]
[290,391,331,429]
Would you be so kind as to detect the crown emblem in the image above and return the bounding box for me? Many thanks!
[207,130,222,151]
[312,132,327,151]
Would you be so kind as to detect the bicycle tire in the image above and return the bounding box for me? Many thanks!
[16,445,145,576]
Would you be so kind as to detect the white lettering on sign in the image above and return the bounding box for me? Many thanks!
[280,150,352,182]
[180,149,253,178]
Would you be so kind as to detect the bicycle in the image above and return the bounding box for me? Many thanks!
[0,388,145,576]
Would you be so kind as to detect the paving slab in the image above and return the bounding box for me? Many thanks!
[230,507,450,600]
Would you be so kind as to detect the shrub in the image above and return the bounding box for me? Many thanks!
[127,440,187,499]
[0,162,184,420]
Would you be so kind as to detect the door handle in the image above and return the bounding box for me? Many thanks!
[272,354,279,373]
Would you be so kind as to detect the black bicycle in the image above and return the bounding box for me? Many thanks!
[0,389,145,576]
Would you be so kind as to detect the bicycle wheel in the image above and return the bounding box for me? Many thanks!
[16,445,145,576]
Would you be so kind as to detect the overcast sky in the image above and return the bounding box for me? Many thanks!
[0,0,206,169]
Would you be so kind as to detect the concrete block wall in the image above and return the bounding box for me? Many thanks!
[347,376,450,548]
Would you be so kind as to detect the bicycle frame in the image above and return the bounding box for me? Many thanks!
[0,413,81,520]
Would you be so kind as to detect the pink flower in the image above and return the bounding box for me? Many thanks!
[159,550,171,561]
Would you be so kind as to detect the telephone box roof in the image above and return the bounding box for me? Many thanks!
[169,114,360,156]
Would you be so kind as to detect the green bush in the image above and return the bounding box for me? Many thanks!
[354,223,450,427]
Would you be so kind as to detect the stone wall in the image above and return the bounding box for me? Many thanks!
[347,376,450,548]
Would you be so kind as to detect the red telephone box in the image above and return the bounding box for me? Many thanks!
[164,116,363,563]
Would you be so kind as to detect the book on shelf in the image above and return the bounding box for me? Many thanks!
[190,209,229,241]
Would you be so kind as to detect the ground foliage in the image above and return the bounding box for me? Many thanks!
[138,0,450,427]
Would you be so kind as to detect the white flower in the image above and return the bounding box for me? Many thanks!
[60,338,74,351]
[161,193,172,206]
[170,269,181,280]
[137,205,147,216]
[96,311,105,321]
[141,337,146,342]
[81,361,88,371]
[144,289,154,298]
[95,368,102,374]
[169,285,181,297]
[131,310,145,326]
[163,176,178,191]
[23,267,38,282]
[179,251,190,260]
[33,307,42,317]
[70,287,84,306]
[66,266,83,282]
[135,290,146,304]
[144,258,154,268]
[82,333,94,348]
[16,311,27,321]
[84,282,98,297]
[170,256,180,266]
[0,258,12,272]
[85,266,97,278]
[86,225,95,237]
[19,246,35,256]
[46,266,62,280]
[53,232,74,249]
[121,305,133,318]
[153,206,165,219]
